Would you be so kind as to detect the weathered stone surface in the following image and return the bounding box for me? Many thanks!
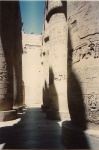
[67,1,99,125]
[47,1,69,119]
[13,105,25,113]
[0,1,21,121]
[13,2,23,107]
[22,32,42,106]
[42,16,49,110]
[0,2,14,111]
[42,1,70,119]
[0,109,17,121]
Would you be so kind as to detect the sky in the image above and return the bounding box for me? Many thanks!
[19,1,45,34]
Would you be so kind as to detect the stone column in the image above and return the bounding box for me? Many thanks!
[0,1,17,121]
[67,0,99,128]
[41,12,50,112]
[46,1,70,120]
[62,2,99,148]
[13,1,24,112]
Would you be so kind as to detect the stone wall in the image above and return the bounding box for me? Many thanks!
[22,32,42,106]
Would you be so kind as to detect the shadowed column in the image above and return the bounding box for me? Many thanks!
[13,1,24,112]
[0,1,17,121]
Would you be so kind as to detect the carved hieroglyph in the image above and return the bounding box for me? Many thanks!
[0,37,13,111]
[68,1,99,123]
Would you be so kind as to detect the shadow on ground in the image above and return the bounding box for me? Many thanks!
[0,108,65,149]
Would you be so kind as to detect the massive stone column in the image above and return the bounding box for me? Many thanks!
[41,6,50,112]
[0,1,17,121]
[46,1,70,120]
[13,2,24,112]
[62,2,99,148]
[67,0,99,128]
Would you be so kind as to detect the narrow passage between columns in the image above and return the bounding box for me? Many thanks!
[0,107,65,149]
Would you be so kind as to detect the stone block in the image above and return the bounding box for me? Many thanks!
[13,105,25,113]
[0,109,17,121]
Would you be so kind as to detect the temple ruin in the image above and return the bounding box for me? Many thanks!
[0,0,99,149]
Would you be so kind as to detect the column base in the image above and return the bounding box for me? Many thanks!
[46,109,70,120]
[62,121,99,149]
[0,109,17,121]
[13,105,26,113]
[41,105,49,113]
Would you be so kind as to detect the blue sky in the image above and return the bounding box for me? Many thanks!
[19,1,45,34]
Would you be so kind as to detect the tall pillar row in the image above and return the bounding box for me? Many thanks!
[42,1,99,148]
[43,0,99,124]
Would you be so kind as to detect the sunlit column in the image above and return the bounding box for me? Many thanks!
[41,15,50,112]
[46,1,70,120]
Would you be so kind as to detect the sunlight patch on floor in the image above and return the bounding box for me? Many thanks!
[0,143,6,149]
[0,118,21,127]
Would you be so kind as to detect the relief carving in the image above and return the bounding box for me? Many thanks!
[0,88,7,95]
[53,74,67,81]
[0,72,8,82]
[71,41,99,64]
[84,94,99,122]
[71,66,99,122]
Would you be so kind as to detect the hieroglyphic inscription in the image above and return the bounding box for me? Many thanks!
[71,65,99,122]
[84,94,99,122]
[70,41,99,64]
[49,13,67,47]
[0,38,9,101]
